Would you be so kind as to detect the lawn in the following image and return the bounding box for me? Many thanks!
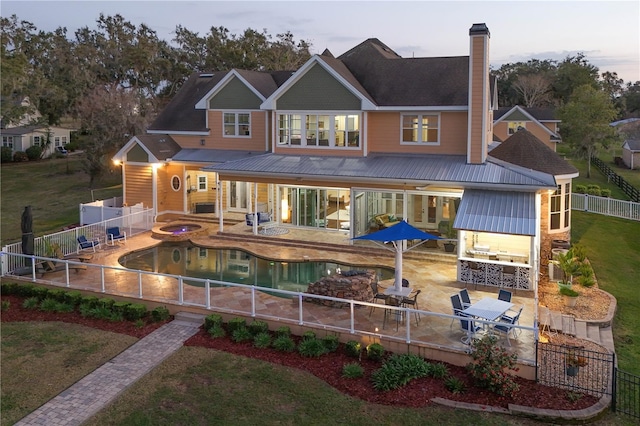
[570,211,640,375]
[0,155,122,246]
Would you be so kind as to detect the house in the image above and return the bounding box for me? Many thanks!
[621,139,640,169]
[114,23,579,290]
[0,125,72,157]
[493,105,562,150]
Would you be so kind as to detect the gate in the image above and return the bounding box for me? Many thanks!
[613,369,640,419]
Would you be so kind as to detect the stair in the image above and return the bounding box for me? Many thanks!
[173,311,206,327]
[545,313,615,353]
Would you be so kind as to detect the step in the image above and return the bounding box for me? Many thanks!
[174,311,206,326]
[561,314,576,336]
[586,324,600,342]
[574,320,587,339]
[549,311,563,332]
[599,326,616,352]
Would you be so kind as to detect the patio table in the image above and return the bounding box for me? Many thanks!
[384,286,413,297]
[462,297,513,322]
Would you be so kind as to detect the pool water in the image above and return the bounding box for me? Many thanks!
[119,242,394,295]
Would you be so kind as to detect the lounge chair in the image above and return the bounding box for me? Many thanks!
[106,227,126,245]
[77,235,101,253]
[56,245,93,262]
[37,260,87,277]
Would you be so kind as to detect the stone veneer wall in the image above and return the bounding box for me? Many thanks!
[305,270,376,308]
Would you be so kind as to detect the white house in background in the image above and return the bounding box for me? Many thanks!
[0,125,72,157]
[622,139,640,169]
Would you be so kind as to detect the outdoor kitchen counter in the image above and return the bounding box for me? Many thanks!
[458,258,532,291]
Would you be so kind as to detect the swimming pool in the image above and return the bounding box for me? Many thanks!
[118,242,394,295]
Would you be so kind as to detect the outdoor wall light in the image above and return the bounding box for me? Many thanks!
[200,139,206,146]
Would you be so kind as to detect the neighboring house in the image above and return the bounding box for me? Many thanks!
[0,125,71,157]
[493,105,561,150]
[114,23,579,289]
[622,139,640,169]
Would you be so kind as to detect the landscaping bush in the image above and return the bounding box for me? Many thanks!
[48,289,67,303]
[302,330,316,341]
[345,340,362,358]
[32,286,49,301]
[586,184,601,196]
[231,326,253,343]
[40,298,73,313]
[123,303,147,321]
[98,298,115,309]
[429,363,449,379]
[22,297,40,310]
[298,338,327,358]
[272,335,296,352]
[248,320,269,335]
[371,354,430,391]
[1,146,12,163]
[366,342,385,361]
[445,376,466,394]
[600,188,611,198]
[151,306,170,322]
[466,334,519,397]
[208,324,226,338]
[112,301,131,315]
[64,290,83,307]
[1,282,20,295]
[13,151,28,162]
[204,314,223,331]
[275,326,291,337]
[15,284,37,298]
[342,362,364,378]
[253,332,271,348]
[25,145,42,161]
[322,335,340,353]
[1,300,10,311]
[227,317,246,333]
[81,295,100,308]
[574,184,587,194]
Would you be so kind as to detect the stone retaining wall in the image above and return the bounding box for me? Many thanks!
[305,270,376,308]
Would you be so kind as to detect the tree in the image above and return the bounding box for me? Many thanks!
[557,85,620,177]
[622,81,640,116]
[552,53,600,104]
[512,73,553,107]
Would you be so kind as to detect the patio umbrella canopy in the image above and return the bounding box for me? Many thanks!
[21,205,34,263]
[354,220,440,292]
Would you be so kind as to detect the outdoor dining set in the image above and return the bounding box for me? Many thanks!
[370,279,422,331]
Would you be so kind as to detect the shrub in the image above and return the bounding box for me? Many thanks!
[134,319,145,329]
[574,184,587,194]
[151,306,170,322]
[248,320,269,335]
[109,310,124,322]
[429,363,449,379]
[253,332,272,348]
[79,303,93,317]
[25,145,42,161]
[298,338,327,358]
[322,335,340,353]
[559,286,579,297]
[371,354,430,391]
[342,363,364,379]
[272,335,296,352]
[231,326,253,343]
[302,330,316,341]
[571,244,588,262]
[14,284,36,298]
[64,291,83,307]
[204,314,223,331]
[98,298,115,309]
[1,282,20,295]
[578,274,596,287]
[1,146,12,163]
[345,340,362,358]
[22,297,40,310]
[112,301,131,315]
[366,342,385,362]
[13,151,28,162]
[600,189,611,198]
[40,298,61,312]
[466,334,519,396]
[48,289,67,303]
[227,317,247,333]
[87,306,113,320]
[208,324,226,339]
[32,286,49,301]
[275,326,291,337]
[445,376,466,394]
[586,185,601,196]
[124,303,147,321]
[81,295,99,308]
[1,300,10,311]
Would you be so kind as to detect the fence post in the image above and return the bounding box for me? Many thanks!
[349,301,355,333]
[251,287,256,317]
[178,276,184,305]
[138,271,143,298]
[298,293,303,325]
[205,279,211,309]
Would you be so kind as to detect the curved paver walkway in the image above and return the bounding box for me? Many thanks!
[15,320,200,426]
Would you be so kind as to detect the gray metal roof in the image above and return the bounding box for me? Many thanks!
[454,189,536,236]
[172,149,270,163]
[206,153,556,188]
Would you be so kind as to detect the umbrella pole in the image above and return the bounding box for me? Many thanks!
[394,242,402,292]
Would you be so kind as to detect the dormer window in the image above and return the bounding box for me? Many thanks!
[223,112,250,137]
[508,121,526,135]
[401,114,439,144]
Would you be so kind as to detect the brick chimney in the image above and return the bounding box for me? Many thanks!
[467,23,491,164]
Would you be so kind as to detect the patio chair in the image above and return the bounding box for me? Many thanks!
[77,235,100,253]
[56,244,93,262]
[459,313,482,345]
[501,305,524,337]
[450,294,465,328]
[498,289,512,302]
[37,260,87,277]
[501,265,517,290]
[493,306,523,346]
[382,296,403,331]
[106,227,126,245]
[468,261,483,289]
[369,281,388,316]
[459,288,473,309]
[401,289,421,325]
[401,278,410,287]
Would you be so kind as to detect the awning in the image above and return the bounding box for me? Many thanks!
[454,190,536,236]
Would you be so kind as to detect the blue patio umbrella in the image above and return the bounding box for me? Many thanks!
[354,220,441,292]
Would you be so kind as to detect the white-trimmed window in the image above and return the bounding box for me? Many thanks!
[197,175,207,191]
[550,182,571,231]
[223,112,250,137]
[61,136,67,145]
[401,114,439,144]
[54,136,61,147]
[171,175,181,191]
[508,121,526,135]
[2,136,13,148]
[278,113,359,148]
[33,136,41,146]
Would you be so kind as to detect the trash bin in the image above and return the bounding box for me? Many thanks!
[551,239,570,250]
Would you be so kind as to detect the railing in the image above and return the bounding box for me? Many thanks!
[1,209,155,275]
[0,251,537,364]
[613,369,640,419]
[591,156,640,202]
[79,199,145,225]
[572,193,640,221]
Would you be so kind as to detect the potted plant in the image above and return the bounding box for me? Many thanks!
[565,349,588,376]
[555,248,580,288]
[559,285,579,308]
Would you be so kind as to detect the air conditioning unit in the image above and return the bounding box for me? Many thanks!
[548,260,559,281]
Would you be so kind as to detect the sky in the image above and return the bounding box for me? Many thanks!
[2,0,639,83]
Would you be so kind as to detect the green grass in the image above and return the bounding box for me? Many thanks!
[571,211,640,375]
[0,155,122,245]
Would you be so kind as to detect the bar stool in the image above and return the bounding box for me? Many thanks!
[469,262,483,289]
[501,265,517,291]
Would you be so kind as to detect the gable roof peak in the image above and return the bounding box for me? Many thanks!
[338,38,401,60]
[320,48,334,58]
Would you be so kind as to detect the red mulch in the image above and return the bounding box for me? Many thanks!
[1,294,599,411]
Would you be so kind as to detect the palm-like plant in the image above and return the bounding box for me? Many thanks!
[555,249,580,286]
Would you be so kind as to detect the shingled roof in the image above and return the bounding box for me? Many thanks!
[494,106,558,121]
[134,134,182,161]
[489,129,578,176]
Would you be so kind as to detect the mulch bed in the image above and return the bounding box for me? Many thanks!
[1,294,599,411]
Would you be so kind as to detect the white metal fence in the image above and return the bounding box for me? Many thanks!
[79,198,146,225]
[572,193,640,221]
[1,209,155,275]
[0,251,537,364]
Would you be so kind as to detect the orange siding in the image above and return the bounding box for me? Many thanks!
[124,164,153,208]
[157,164,185,213]
[468,35,488,164]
